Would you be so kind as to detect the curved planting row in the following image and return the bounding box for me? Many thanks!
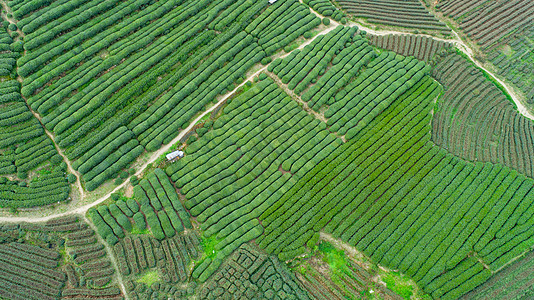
[302,34,376,111]
[114,233,200,286]
[7,0,321,192]
[259,69,534,299]
[437,0,534,106]
[198,243,310,299]
[269,29,431,140]
[166,77,342,282]
[338,0,451,35]
[302,0,346,22]
[269,26,358,94]
[438,0,534,50]
[90,168,191,244]
[323,50,431,139]
[486,22,534,105]
[461,249,534,299]
[0,25,70,208]
[244,0,321,55]
[367,33,453,63]
[0,25,20,77]
[0,242,64,300]
[0,216,123,299]
[432,52,534,179]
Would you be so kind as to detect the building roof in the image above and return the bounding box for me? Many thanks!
[166,150,184,161]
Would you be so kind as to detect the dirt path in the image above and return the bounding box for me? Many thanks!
[83,215,128,298]
[302,1,533,119]
[266,71,347,142]
[0,0,529,221]
[344,20,534,120]
[0,22,340,224]
[2,0,84,203]
[0,0,25,38]
[27,103,85,202]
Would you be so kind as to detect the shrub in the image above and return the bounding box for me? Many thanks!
[119,170,129,179]
[17,170,27,179]
[67,174,77,183]
[50,155,63,165]
[130,175,139,186]
[187,135,197,144]
[261,57,272,65]
[129,168,136,175]
[8,23,16,31]
[11,41,23,52]
[110,193,120,201]
[132,212,146,231]
[258,73,267,81]
[303,32,313,39]
[196,127,208,137]
[322,18,330,25]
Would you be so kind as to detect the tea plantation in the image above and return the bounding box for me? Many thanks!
[0,0,533,299]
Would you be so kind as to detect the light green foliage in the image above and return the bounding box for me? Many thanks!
[168,78,341,281]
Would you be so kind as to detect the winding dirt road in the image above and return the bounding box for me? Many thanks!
[1,4,531,298]
[345,21,534,120]
[0,22,340,223]
[1,1,531,222]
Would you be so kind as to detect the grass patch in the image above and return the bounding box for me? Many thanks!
[137,270,160,287]
[200,234,219,260]
[383,272,414,299]
[318,241,348,275]
[130,226,150,235]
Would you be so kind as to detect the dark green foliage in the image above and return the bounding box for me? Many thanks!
[119,170,128,179]
[367,34,452,63]
[168,78,341,281]
[338,0,450,35]
[198,243,311,298]
[0,75,69,208]
[432,52,534,179]
[15,0,319,193]
[260,68,534,299]
[132,212,146,231]
[67,173,76,183]
[261,57,272,65]
[304,0,345,20]
[322,18,330,25]
[130,175,139,186]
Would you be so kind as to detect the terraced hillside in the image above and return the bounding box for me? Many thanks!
[339,0,451,36]
[0,216,124,299]
[437,0,534,107]
[1,0,534,299]
[11,0,321,192]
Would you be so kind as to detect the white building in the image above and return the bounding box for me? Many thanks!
[166,150,184,161]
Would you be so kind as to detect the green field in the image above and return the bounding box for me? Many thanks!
[0,0,533,299]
